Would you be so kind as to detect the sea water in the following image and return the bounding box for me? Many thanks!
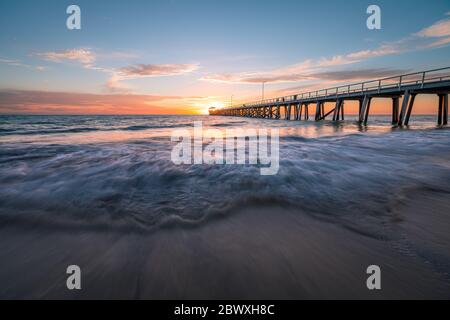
[0,115,449,299]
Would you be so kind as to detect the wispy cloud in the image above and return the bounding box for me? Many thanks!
[200,57,371,84]
[199,50,404,84]
[35,48,199,93]
[423,37,450,48]
[416,17,450,38]
[310,68,409,81]
[105,74,132,93]
[37,48,96,67]
[118,63,199,77]
[105,63,199,93]
[0,58,26,67]
[201,14,450,85]
[0,57,45,71]
[274,68,409,95]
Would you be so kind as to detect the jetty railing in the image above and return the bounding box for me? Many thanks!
[227,67,450,108]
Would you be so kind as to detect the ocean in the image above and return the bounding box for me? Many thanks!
[0,114,450,299]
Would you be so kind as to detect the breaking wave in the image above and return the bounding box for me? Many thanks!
[1,115,449,238]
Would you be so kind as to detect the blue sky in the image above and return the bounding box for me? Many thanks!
[0,0,449,114]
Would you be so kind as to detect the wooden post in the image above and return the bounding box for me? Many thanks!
[392,97,399,124]
[315,101,321,121]
[364,97,372,125]
[444,94,448,125]
[404,93,417,126]
[333,100,344,121]
[333,100,340,121]
[305,104,309,120]
[359,95,370,124]
[398,91,411,126]
[438,94,443,125]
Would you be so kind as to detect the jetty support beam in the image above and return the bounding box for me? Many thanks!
[398,90,411,126]
[359,95,372,125]
[438,94,449,125]
[404,93,417,126]
[392,97,399,124]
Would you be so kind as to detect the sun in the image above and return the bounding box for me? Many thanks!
[195,101,226,115]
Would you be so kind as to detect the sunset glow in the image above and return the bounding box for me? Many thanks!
[0,1,449,115]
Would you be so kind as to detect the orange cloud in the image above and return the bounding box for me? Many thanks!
[0,90,205,115]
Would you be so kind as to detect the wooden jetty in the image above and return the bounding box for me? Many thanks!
[209,67,450,125]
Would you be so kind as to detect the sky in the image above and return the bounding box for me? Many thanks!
[0,0,449,115]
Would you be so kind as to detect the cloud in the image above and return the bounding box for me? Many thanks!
[118,63,199,77]
[416,18,450,38]
[201,72,310,84]
[346,41,406,60]
[201,14,450,86]
[105,74,132,93]
[0,89,197,115]
[104,63,199,93]
[423,36,450,48]
[35,48,199,92]
[200,47,408,85]
[0,57,46,71]
[37,48,96,67]
[0,58,26,67]
[200,44,410,85]
[275,68,409,95]
[311,68,409,81]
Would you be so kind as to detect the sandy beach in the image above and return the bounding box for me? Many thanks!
[1,190,449,299]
